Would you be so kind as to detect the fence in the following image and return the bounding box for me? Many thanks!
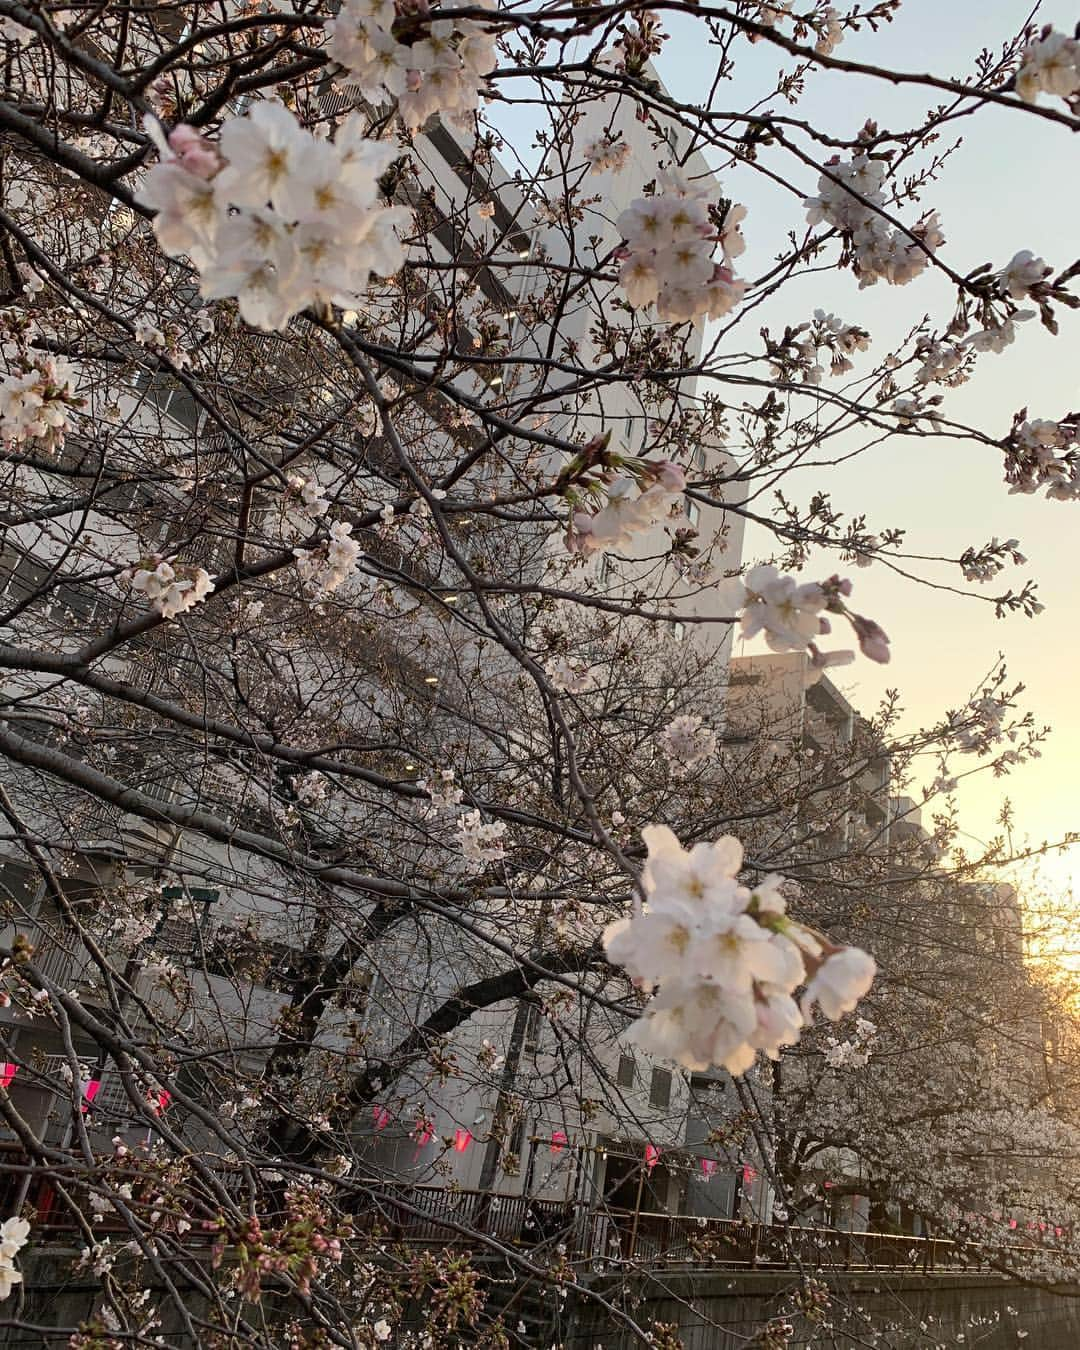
[0,1151,1033,1276]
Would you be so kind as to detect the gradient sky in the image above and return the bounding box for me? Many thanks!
[494,2,1080,875]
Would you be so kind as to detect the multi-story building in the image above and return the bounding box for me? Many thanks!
[0,69,749,1253]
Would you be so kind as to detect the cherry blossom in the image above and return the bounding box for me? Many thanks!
[139,107,409,330]
[1015,29,1080,104]
[0,1217,29,1302]
[126,559,215,621]
[616,171,748,323]
[805,154,945,287]
[417,768,465,813]
[739,564,828,652]
[0,351,81,452]
[603,826,875,1073]
[327,0,497,131]
[583,135,631,174]
[999,249,1052,300]
[455,809,507,868]
[294,521,363,596]
[659,714,718,770]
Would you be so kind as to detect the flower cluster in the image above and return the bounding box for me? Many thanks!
[139,105,409,330]
[1015,29,1080,104]
[616,170,747,323]
[1003,416,1080,501]
[603,827,876,1073]
[294,771,329,806]
[126,558,215,621]
[294,521,363,596]
[289,474,331,518]
[999,249,1052,300]
[455,808,506,869]
[0,1217,29,1301]
[739,565,828,653]
[565,459,686,555]
[659,714,717,771]
[823,1016,877,1069]
[583,135,630,175]
[739,567,891,667]
[804,154,945,288]
[0,351,81,452]
[417,768,464,812]
[545,655,597,694]
[952,693,1010,754]
[327,0,497,131]
[959,537,1026,584]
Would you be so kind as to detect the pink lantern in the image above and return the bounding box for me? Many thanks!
[453,1128,472,1153]
[701,1158,718,1178]
[550,1129,568,1155]
[1009,1218,1018,1230]
[644,1144,660,1173]
[411,1120,434,1162]
[373,1105,391,1131]
[80,1079,101,1114]
[0,1063,17,1090]
[150,1088,171,1117]
[743,1165,757,1185]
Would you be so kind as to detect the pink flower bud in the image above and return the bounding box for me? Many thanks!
[852,613,891,664]
[167,124,221,179]
[644,458,687,492]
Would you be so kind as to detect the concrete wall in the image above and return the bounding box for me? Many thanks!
[563,1270,1080,1348]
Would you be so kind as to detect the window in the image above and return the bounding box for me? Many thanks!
[649,1067,672,1109]
[522,1002,542,1054]
[156,886,217,953]
[0,858,38,909]
[673,622,685,643]
[687,500,700,527]
[616,1053,636,1089]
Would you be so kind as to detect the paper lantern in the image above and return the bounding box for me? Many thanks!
[701,1158,718,1178]
[550,1129,568,1155]
[743,1165,757,1186]
[150,1089,171,1117]
[0,1063,17,1090]
[644,1144,660,1172]
[453,1128,472,1153]
[80,1079,101,1114]
[373,1105,391,1131]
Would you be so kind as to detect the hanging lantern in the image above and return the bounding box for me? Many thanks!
[743,1164,757,1186]
[550,1129,568,1155]
[411,1121,434,1162]
[0,1063,17,1090]
[149,1089,171,1117]
[453,1128,472,1153]
[645,1144,660,1173]
[373,1105,391,1131]
[701,1158,718,1178]
[80,1079,101,1114]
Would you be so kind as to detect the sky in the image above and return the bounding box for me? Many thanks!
[690,0,1080,878]
[496,0,1080,884]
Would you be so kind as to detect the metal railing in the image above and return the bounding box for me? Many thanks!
[0,1157,1044,1277]
[350,1185,1023,1273]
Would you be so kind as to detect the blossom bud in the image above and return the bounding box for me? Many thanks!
[643,458,687,493]
[851,613,891,663]
[167,124,221,179]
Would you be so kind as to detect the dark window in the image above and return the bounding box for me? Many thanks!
[649,1067,672,1109]
[522,1002,542,1053]
[616,1053,636,1089]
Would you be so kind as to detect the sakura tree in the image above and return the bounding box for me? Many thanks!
[0,0,1078,1345]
